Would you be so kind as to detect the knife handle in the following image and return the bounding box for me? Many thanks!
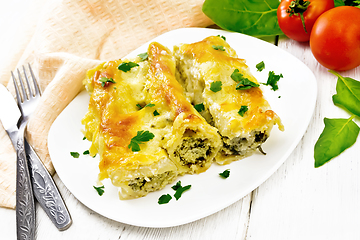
[16,134,36,240]
[25,139,72,231]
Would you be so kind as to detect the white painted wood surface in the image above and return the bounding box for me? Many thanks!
[1,1,360,239]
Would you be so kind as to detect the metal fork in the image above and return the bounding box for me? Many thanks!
[12,65,72,238]
[12,64,38,240]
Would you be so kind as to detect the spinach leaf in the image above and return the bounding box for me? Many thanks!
[202,0,283,37]
[314,116,360,168]
[331,70,360,118]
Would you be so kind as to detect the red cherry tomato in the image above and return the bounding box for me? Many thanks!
[277,0,334,42]
[310,6,360,71]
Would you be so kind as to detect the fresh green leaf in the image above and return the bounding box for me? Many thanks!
[344,0,360,7]
[331,70,360,118]
[334,0,346,7]
[145,103,155,108]
[256,61,265,72]
[83,150,90,155]
[314,116,360,168]
[212,45,225,51]
[93,185,105,196]
[238,105,248,117]
[217,35,226,41]
[219,169,230,178]
[128,130,155,152]
[194,103,205,112]
[171,181,191,200]
[118,62,139,72]
[153,110,160,116]
[231,69,259,90]
[171,181,182,191]
[70,152,80,158]
[138,52,148,61]
[262,71,283,91]
[210,81,222,92]
[99,77,116,87]
[83,136,86,140]
[158,194,172,204]
[202,0,283,37]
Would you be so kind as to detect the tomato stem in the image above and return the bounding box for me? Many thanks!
[286,0,311,33]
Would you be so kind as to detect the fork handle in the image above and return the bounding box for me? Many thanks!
[25,139,72,230]
[16,132,36,240]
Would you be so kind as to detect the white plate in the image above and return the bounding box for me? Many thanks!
[48,28,317,228]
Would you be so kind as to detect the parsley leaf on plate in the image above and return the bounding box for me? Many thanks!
[219,169,230,178]
[128,130,155,152]
[118,62,139,72]
[256,61,265,72]
[158,194,172,204]
[238,105,248,117]
[93,185,105,196]
[171,181,191,200]
[262,71,283,91]
[70,152,80,158]
[210,81,222,92]
[83,150,90,155]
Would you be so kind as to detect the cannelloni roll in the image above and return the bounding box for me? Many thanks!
[174,36,284,165]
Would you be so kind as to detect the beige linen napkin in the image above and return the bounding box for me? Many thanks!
[0,0,212,209]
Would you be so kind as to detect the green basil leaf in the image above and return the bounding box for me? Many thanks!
[331,70,360,118]
[314,116,360,168]
[202,0,283,37]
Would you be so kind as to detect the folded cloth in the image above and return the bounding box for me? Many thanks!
[0,0,212,209]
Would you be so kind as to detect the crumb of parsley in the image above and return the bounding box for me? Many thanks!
[138,52,148,61]
[83,136,86,140]
[278,96,281,98]
[256,61,265,72]
[217,35,226,41]
[210,81,222,92]
[83,150,90,155]
[99,77,116,87]
[262,71,283,91]
[153,110,160,116]
[219,169,230,179]
[171,181,191,200]
[93,185,105,196]
[238,106,248,117]
[128,130,155,152]
[137,103,155,110]
[212,45,225,51]
[118,62,139,72]
[231,69,259,90]
[70,152,80,158]
[158,194,172,204]
[194,103,205,112]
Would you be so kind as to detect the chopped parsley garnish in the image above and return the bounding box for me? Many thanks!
[153,110,160,116]
[219,169,230,179]
[171,181,191,200]
[83,136,86,140]
[93,185,105,196]
[70,152,80,158]
[210,81,222,92]
[217,35,226,41]
[138,52,148,61]
[83,150,90,155]
[194,103,205,112]
[212,45,225,51]
[137,103,155,110]
[262,71,283,91]
[99,77,116,87]
[118,62,139,72]
[231,69,259,90]
[158,194,172,204]
[256,61,265,72]
[238,106,248,117]
[128,130,155,152]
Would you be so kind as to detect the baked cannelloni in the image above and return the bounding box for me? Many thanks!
[174,36,284,165]
[82,42,221,199]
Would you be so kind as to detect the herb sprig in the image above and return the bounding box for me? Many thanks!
[128,130,155,152]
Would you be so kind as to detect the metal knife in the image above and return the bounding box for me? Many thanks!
[0,84,72,231]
